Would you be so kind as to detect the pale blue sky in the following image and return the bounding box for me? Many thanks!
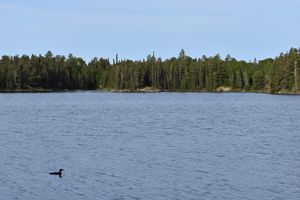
[0,0,299,61]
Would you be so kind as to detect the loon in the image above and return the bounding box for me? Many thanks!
[49,169,64,178]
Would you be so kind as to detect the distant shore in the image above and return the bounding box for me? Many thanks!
[0,89,68,93]
[1,87,299,95]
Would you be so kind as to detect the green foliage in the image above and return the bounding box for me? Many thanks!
[0,48,299,93]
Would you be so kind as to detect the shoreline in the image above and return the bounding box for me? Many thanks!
[1,88,299,95]
[0,89,70,93]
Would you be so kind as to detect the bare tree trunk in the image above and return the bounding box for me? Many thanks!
[295,61,298,92]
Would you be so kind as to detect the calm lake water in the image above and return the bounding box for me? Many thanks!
[0,92,299,200]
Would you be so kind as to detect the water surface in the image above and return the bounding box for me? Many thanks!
[0,92,299,200]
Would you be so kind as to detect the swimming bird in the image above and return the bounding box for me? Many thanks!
[49,169,64,178]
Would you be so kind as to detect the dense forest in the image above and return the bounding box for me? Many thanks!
[0,48,299,94]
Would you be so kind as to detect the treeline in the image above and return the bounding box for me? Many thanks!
[0,51,107,90]
[0,48,299,93]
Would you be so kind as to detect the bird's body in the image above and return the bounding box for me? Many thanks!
[49,169,64,178]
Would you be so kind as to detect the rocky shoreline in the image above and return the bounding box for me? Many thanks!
[1,87,299,95]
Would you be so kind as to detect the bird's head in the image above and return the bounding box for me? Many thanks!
[59,169,64,172]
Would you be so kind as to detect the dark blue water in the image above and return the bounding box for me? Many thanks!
[0,92,299,200]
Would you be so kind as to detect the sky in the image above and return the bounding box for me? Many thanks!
[0,0,299,61]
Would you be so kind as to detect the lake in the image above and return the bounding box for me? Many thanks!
[0,92,299,200]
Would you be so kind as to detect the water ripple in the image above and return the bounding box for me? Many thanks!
[0,92,299,200]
